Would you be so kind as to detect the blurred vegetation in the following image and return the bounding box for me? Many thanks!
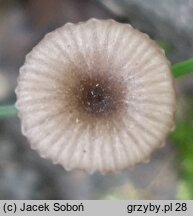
[0,105,17,119]
[157,39,173,54]
[171,98,193,199]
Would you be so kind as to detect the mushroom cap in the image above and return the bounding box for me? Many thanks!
[16,19,176,174]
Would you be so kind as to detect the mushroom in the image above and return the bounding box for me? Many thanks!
[16,19,176,174]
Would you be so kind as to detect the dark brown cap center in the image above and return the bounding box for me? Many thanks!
[74,75,125,118]
[83,83,113,114]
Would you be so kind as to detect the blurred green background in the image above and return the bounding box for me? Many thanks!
[0,0,193,200]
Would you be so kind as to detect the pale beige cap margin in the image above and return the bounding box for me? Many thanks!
[15,18,176,174]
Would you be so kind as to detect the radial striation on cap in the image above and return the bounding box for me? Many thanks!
[16,19,176,174]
